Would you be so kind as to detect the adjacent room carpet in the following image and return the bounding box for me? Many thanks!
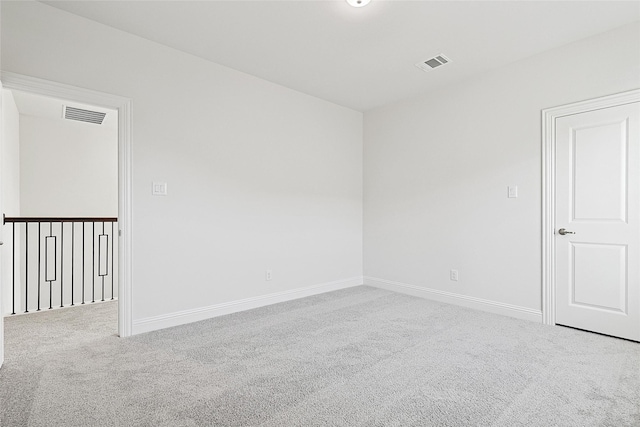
[1,286,639,426]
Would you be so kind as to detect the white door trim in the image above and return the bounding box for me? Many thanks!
[0,72,134,337]
[541,88,640,326]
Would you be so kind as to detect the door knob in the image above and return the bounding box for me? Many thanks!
[558,228,575,235]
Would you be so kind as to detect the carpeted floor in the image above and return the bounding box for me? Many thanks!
[1,286,639,426]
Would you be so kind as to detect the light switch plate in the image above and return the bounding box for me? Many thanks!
[508,186,518,198]
[152,182,168,196]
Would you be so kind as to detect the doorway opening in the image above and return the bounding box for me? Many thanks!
[2,88,118,322]
[0,73,132,353]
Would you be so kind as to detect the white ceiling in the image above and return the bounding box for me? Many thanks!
[11,90,118,129]
[42,1,640,112]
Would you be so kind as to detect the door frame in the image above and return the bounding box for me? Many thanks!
[541,88,640,326]
[0,72,133,337]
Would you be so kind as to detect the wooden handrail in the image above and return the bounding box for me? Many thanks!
[3,215,118,224]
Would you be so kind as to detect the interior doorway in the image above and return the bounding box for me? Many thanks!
[0,73,132,368]
[2,89,119,319]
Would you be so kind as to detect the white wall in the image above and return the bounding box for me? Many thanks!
[1,89,20,316]
[19,114,117,217]
[2,91,20,218]
[364,22,640,317]
[1,1,363,330]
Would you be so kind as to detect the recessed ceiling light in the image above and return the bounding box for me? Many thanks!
[347,0,371,7]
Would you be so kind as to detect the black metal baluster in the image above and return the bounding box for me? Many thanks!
[37,223,41,311]
[49,222,53,310]
[60,222,64,308]
[82,223,85,304]
[111,221,114,300]
[71,222,75,306]
[12,223,15,315]
[25,223,28,313]
[101,222,105,301]
[92,221,95,303]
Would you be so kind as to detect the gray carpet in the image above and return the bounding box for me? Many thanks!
[1,286,639,426]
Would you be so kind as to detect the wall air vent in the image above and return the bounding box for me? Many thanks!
[63,106,106,125]
[415,54,452,73]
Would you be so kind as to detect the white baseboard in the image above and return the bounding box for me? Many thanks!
[132,276,363,335]
[364,276,542,323]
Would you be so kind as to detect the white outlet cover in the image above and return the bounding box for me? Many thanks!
[152,182,168,196]
[508,186,518,198]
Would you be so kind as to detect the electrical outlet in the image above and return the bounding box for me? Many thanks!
[450,269,459,281]
[265,270,272,281]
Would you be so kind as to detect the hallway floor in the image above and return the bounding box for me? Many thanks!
[3,301,118,363]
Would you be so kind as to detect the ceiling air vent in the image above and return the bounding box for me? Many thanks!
[415,54,452,73]
[63,106,106,125]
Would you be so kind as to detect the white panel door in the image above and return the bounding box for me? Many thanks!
[555,101,640,341]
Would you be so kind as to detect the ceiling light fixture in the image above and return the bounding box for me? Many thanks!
[347,0,371,7]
